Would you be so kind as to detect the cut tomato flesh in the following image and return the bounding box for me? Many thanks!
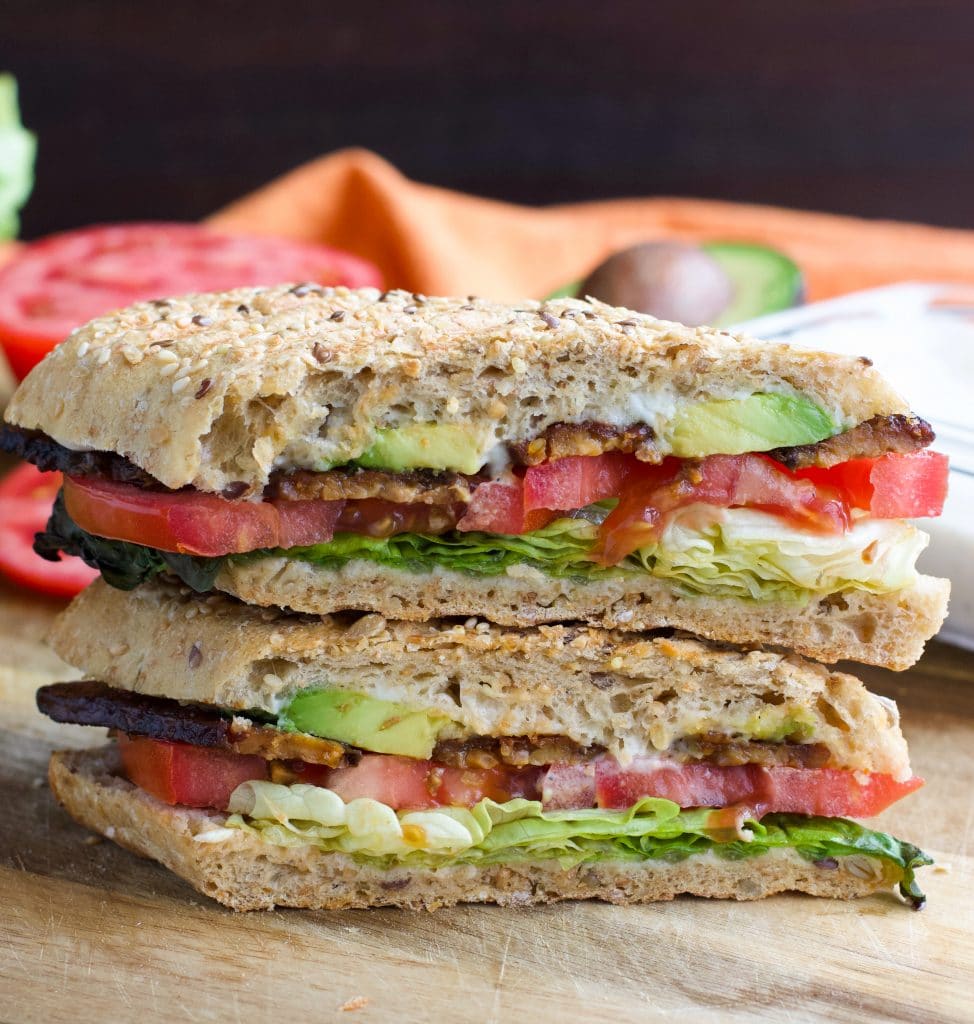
[0,223,383,379]
[62,475,344,556]
[796,450,949,519]
[117,734,267,808]
[576,758,922,818]
[456,480,557,534]
[324,754,541,810]
[523,453,637,512]
[0,463,99,597]
[594,453,850,564]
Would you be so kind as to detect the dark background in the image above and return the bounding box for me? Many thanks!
[5,0,974,238]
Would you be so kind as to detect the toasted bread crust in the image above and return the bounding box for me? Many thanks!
[213,558,949,672]
[6,285,907,492]
[48,580,912,776]
[48,747,900,911]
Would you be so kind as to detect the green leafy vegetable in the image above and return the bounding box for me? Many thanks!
[277,512,613,581]
[225,785,931,907]
[0,74,36,240]
[35,493,222,591]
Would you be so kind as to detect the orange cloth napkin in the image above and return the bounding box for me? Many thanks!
[210,147,974,301]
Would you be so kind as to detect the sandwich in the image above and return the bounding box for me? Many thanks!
[2,284,943,911]
[38,580,930,911]
[0,285,949,669]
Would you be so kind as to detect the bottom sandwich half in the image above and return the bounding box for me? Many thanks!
[38,580,931,911]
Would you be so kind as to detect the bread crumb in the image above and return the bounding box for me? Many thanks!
[83,834,103,846]
[339,996,369,1012]
[933,863,952,874]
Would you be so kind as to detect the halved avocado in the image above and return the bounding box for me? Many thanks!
[668,394,836,458]
[356,422,491,474]
[279,689,450,759]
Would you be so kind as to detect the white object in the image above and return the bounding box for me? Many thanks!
[736,282,974,652]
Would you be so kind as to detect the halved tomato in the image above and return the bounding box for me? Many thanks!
[795,450,949,519]
[62,475,344,556]
[553,758,924,819]
[0,462,99,597]
[117,734,267,808]
[0,223,383,379]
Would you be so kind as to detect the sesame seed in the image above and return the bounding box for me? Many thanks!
[617,319,638,327]
[188,643,203,668]
[195,378,212,399]
[192,315,213,327]
[174,363,192,380]
[312,342,330,363]
[155,348,179,363]
[171,376,191,394]
[236,304,250,314]
[511,356,527,374]
[121,345,144,365]
[403,305,418,314]
[96,347,112,365]
[329,309,345,322]
[76,341,90,357]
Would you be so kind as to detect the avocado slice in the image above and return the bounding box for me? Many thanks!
[668,393,836,458]
[279,689,451,759]
[356,422,491,474]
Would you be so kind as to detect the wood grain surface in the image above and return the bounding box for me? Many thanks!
[1,572,972,1024]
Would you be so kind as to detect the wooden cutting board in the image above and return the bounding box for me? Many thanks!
[1,577,972,1024]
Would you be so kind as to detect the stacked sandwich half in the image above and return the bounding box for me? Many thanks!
[3,285,948,910]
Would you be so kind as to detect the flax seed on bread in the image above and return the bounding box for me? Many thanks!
[49,580,912,778]
[6,285,907,492]
[47,747,903,911]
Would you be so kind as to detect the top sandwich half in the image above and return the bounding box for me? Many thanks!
[1,284,949,668]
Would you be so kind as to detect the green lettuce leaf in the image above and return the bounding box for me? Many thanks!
[276,511,614,581]
[0,74,36,240]
[35,492,222,591]
[224,784,930,907]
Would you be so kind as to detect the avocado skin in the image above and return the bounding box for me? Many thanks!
[357,422,489,474]
[280,689,448,759]
[668,394,836,458]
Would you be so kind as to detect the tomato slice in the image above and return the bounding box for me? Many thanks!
[456,480,558,534]
[523,453,637,512]
[0,223,383,379]
[62,475,344,556]
[594,453,850,564]
[117,734,267,808]
[579,758,922,818]
[795,450,949,519]
[308,754,541,810]
[0,462,99,597]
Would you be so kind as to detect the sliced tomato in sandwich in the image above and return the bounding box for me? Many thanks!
[62,475,344,556]
[117,734,267,808]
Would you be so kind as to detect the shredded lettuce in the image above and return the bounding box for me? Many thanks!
[630,507,927,601]
[223,781,930,906]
